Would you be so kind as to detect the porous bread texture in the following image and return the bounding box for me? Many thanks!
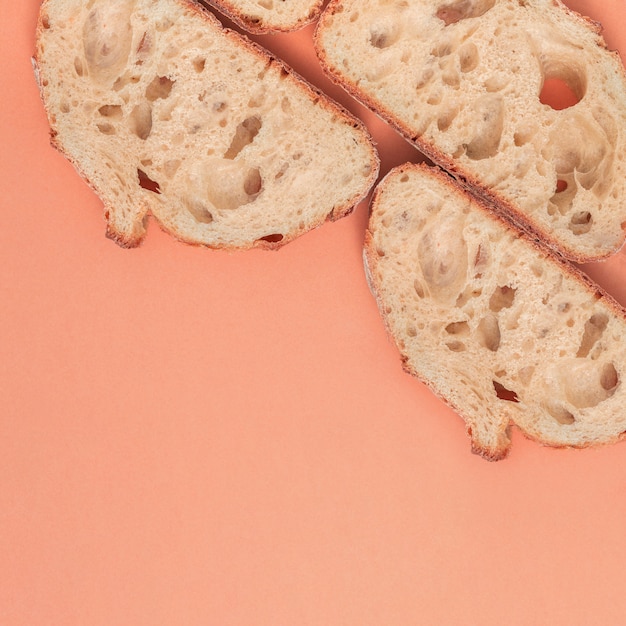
[34,0,378,250]
[207,0,324,33]
[365,163,626,461]
[315,0,626,262]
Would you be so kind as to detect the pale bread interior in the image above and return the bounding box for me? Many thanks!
[207,0,324,33]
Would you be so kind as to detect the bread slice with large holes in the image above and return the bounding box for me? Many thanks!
[33,0,378,250]
[315,0,626,262]
[206,0,324,33]
[365,163,626,460]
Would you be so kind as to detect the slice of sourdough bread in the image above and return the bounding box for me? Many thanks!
[365,163,626,460]
[206,0,324,33]
[315,0,626,262]
[34,0,378,250]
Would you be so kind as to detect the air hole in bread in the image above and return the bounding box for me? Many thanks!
[145,76,175,101]
[136,31,151,58]
[569,211,593,235]
[601,363,619,392]
[369,19,400,49]
[98,104,123,119]
[577,313,608,358]
[478,315,501,351]
[445,321,470,335]
[437,106,459,131]
[563,359,619,408]
[258,0,274,10]
[458,42,479,73]
[97,122,116,135]
[83,5,133,81]
[513,129,532,147]
[112,74,129,91]
[473,243,489,277]
[484,74,509,93]
[465,94,504,160]
[74,56,86,77]
[193,57,206,73]
[414,279,425,298]
[427,91,443,106]
[431,39,453,58]
[489,286,516,312]
[202,159,263,211]
[446,340,466,352]
[436,0,496,25]
[418,216,469,303]
[440,59,461,87]
[137,169,161,194]
[456,285,482,308]
[275,162,290,180]
[281,97,292,114]
[243,168,263,195]
[539,77,582,111]
[548,176,577,216]
[248,91,266,108]
[224,116,262,159]
[258,233,284,244]
[549,405,575,425]
[493,381,519,403]
[185,199,213,224]
[416,68,435,91]
[129,102,152,140]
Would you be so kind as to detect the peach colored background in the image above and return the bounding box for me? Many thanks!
[3,2,626,624]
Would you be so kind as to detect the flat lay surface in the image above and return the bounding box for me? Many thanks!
[2,1,626,624]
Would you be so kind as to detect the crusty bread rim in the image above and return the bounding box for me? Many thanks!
[315,0,626,263]
[33,0,379,250]
[364,162,626,460]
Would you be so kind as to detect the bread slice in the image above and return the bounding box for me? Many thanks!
[33,0,378,250]
[206,0,324,33]
[365,163,626,460]
[315,0,626,262]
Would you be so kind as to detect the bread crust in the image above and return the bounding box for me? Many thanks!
[365,162,626,460]
[34,0,378,250]
[315,0,626,263]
